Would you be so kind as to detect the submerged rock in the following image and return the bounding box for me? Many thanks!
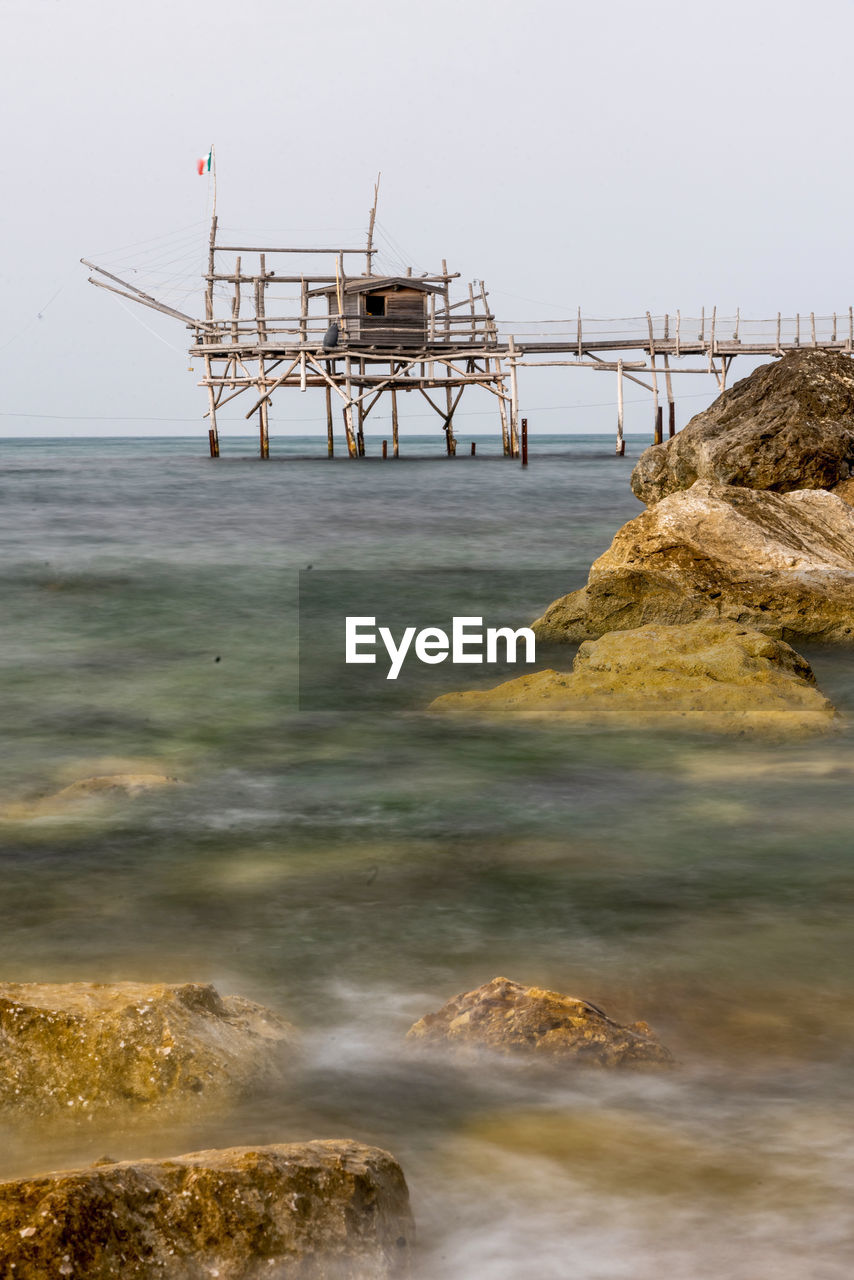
[407,976,671,1067]
[631,350,854,505]
[0,773,180,820]
[429,620,837,736]
[0,981,298,1116]
[0,1141,414,1279]
[533,482,854,646]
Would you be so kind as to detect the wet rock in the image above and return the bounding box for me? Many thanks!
[0,982,298,1116]
[631,350,854,505]
[0,773,180,820]
[0,1140,414,1279]
[407,977,671,1067]
[533,482,854,646]
[429,620,838,736]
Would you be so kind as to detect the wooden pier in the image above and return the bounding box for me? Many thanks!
[83,186,854,458]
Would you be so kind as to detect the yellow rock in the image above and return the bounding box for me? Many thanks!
[430,620,838,736]
[0,981,299,1117]
[0,773,179,820]
[0,1141,414,1279]
[407,976,671,1068]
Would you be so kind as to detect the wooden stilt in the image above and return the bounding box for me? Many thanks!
[343,356,357,458]
[203,352,219,457]
[616,359,625,456]
[664,353,675,438]
[508,335,520,457]
[647,315,661,445]
[325,385,334,457]
[258,356,269,459]
[521,417,528,467]
[391,385,400,457]
[471,441,476,456]
[382,439,388,459]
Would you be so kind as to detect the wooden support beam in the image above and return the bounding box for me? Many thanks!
[616,359,625,456]
[326,386,334,457]
[508,335,520,457]
[664,353,675,438]
[391,384,399,457]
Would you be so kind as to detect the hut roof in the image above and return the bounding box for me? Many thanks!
[313,276,444,297]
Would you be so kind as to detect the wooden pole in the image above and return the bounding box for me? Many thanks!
[391,384,400,457]
[811,312,817,347]
[203,352,219,456]
[471,441,476,456]
[326,385,334,457]
[664,353,675,438]
[258,357,270,458]
[616,359,625,456]
[647,313,661,444]
[508,335,520,457]
[343,356,357,458]
[382,439,388,459]
[366,173,380,276]
[521,417,528,467]
[231,256,241,344]
[776,312,782,355]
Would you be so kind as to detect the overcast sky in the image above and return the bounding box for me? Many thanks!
[2,0,852,439]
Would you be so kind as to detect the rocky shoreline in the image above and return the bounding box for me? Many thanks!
[437,350,854,734]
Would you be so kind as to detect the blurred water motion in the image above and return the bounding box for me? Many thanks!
[1,434,853,1276]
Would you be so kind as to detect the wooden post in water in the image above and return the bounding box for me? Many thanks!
[616,360,626,456]
[471,441,476,457]
[382,439,388,459]
[521,417,528,467]
[258,356,270,459]
[508,335,520,457]
[325,386,334,457]
[208,428,219,458]
[391,385,400,457]
[664,354,675,437]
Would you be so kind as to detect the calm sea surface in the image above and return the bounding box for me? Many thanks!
[1,433,853,1277]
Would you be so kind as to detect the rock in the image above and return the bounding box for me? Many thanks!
[406,976,671,1068]
[0,982,298,1116]
[429,620,838,736]
[631,350,854,505]
[533,482,854,646]
[832,477,854,504]
[0,1141,414,1279]
[0,773,180,821]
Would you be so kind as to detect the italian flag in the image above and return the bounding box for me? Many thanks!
[197,149,212,175]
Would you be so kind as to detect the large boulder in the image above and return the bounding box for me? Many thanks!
[631,350,854,505]
[0,1141,414,1279]
[407,976,671,1068]
[0,982,298,1116]
[533,482,854,646]
[429,620,837,736]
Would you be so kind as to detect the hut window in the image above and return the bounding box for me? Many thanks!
[365,295,386,316]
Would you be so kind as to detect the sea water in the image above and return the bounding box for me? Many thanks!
[1,433,853,1277]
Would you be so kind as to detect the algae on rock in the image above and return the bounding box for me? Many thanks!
[430,620,838,736]
[0,1141,414,1279]
[0,981,298,1117]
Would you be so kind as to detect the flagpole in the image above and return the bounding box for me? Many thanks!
[211,144,217,220]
